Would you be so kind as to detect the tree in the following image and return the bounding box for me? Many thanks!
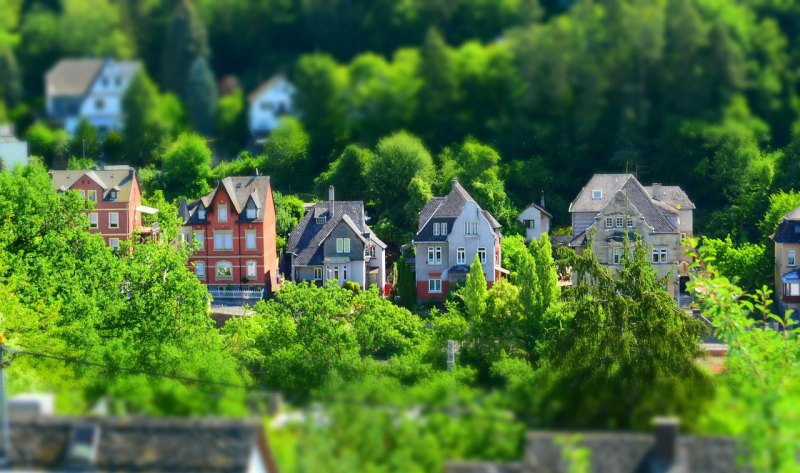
[69,119,101,160]
[215,88,248,156]
[416,27,458,148]
[394,256,417,309]
[461,255,487,320]
[530,234,560,311]
[24,123,69,168]
[57,0,135,58]
[160,0,209,95]
[123,70,182,166]
[262,117,311,192]
[538,238,712,430]
[314,145,372,200]
[161,133,212,200]
[273,192,305,251]
[185,56,217,136]
[697,236,769,294]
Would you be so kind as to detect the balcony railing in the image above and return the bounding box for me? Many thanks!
[209,288,263,300]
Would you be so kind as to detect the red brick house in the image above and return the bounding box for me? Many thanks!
[50,165,156,248]
[180,176,278,299]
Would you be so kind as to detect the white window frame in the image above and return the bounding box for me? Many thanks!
[651,248,668,264]
[369,245,376,258]
[592,189,602,200]
[478,247,486,264]
[627,217,635,228]
[605,217,613,228]
[89,212,98,228]
[214,231,234,250]
[87,190,97,202]
[246,260,257,278]
[525,219,535,229]
[195,261,206,278]
[336,238,351,253]
[457,247,465,265]
[465,221,478,236]
[218,203,228,222]
[216,261,233,279]
[789,249,797,267]
[433,222,440,236]
[194,230,204,250]
[109,238,119,249]
[245,230,257,250]
[429,278,442,293]
[343,265,348,281]
[427,246,442,265]
[616,217,624,228]
[612,248,623,265]
[109,212,119,229]
[441,222,448,234]
[314,267,323,280]
[789,283,800,296]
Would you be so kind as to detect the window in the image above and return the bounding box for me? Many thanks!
[89,213,98,228]
[524,220,535,229]
[478,247,486,264]
[109,212,119,229]
[245,230,257,250]
[457,247,465,265]
[246,260,257,278]
[78,190,85,199]
[314,267,323,280]
[789,249,797,267]
[616,217,624,228]
[316,217,326,224]
[114,76,122,87]
[198,206,206,220]
[218,203,228,222]
[465,221,479,236]
[441,223,448,234]
[332,266,340,281]
[101,77,109,87]
[612,248,623,265]
[214,231,234,250]
[95,98,104,110]
[605,217,613,228]
[87,190,97,202]
[592,189,602,200]
[193,231,204,250]
[216,261,233,279]
[433,222,440,236]
[369,245,376,258]
[343,265,348,281]
[429,279,442,293]
[109,238,119,250]
[651,248,668,264]
[336,238,351,253]
[195,261,205,278]
[788,283,800,296]
[246,202,257,219]
[427,246,442,265]
[627,217,635,228]
[109,189,117,200]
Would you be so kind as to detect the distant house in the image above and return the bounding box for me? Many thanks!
[518,195,552,243]
[45,58,141,135]
[414,179,504,302]
[446,418,743,473]
[0,125,28,170]
[771,207,800,315]
[287,186,386,290]
[49,165,157,249]
[8,416,279,472]
[180,176,279,300]
[568,174,695,298]
[248,75,295,138]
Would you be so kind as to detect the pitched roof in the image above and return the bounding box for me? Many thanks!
[772,207,800,243]
[185,176,272,223]
[248,75,292,103]
[45,59,104,97]
[49,167,138,202]
[415,179,501,241]
[288,200,381,266]
[520,202,552,219]
[644,185,696,210]
[9,416,276,472]
[617,177,677,233]
[569,174,633,213]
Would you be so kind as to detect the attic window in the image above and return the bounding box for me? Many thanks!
[316,217,326,224]
[198,206,206,220]
[109,189,118,200]
[246,201,257,219]
[592,189,602,200]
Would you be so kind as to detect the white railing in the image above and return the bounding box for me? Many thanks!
[209,288,263,300]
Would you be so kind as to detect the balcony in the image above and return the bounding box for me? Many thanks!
[209,288,263,300]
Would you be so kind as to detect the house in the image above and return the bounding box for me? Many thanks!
[248,75,295,138]
[518,194,552,243]
[180,176,279,300]
[568,174,694,298]
[770,207,800,315]
[49,165,156,249]
[287,186,386,290]
[446,418,744,473]
[414,179,504,301]
[45,58,141,135]
[0,125,28,170]
[6,416,279,472]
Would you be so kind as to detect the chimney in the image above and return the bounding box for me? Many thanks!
[540,190,545,209]
[652,183,662,201]
[452,177,459,189]
[329,185,335,218]
[179,198,188,221]
[652,417,679,464]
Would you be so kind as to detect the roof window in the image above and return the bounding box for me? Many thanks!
[592,189,602,200]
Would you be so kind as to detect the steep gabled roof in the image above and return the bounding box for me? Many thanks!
[185,176,271,223]
[772,207,800,243]
[616,178,677,233]
[569,174,633,213]
[49,167,137,201]
[520,202,552,219]
[46,59,104,97]
[415,179,501,241]
[248,75,292,103]
[644,185,696,211]
[288,200,380,266]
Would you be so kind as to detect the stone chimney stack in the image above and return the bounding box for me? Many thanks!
[653,417,679,465]
[452,177,459,189]
[329,185,335,218]
[179,198,188,221]
[652,183,662,201]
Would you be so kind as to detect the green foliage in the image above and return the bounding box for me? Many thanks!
[185,56,217,136]
[69,119,100,160]
[394,256,417,309]
[123,70,182,166]
[215,88,247,156]
[160,132,212,200]
[698,236,770,293]
[759,190,800,237]
[461,256,487,320]
[273,191,305,251]
[314,145,372,200]
[24,123,69,168]
[142,189,181,243]
[262,117,311,192]
[160,0,209,95]
[66,156,96,171]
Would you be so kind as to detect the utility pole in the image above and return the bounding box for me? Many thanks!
[0,339,10,468]
[446,340,456,372]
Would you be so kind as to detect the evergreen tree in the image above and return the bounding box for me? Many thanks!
[394,256,417,310]
[160,0,209,95]
[530,234,560,311]
[185,56,217,136]
[0,48,21,111]
[461,255,487,320]
[123,70,182,166]
[161,132,212,201]
[416,27,458,148]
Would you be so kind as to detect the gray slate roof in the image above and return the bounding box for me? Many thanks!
[415,180,501,241]
[771,207,800,243]
[50,166,138,202]
[9,416,276,472]
[644,185,696,210]
[185,176,272,224]
[288,200,384,266]
[45,59,104,97]
[618,178,677,233]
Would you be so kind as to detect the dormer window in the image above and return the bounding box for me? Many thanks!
[592,189,602,200]
[245,200,257,219]
[218,203,228,222]
[109,189,118,200]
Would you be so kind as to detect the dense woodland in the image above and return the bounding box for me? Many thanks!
[2,0,800,470]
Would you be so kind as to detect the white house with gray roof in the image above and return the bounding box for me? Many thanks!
[569,174,695,297]
[414,179,504,302]
[287,186,386,290]
[518,194,552,243]
[46,58,141,135]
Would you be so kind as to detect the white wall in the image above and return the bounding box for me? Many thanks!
[249,79,295,135]
[77,61,136,134]
[0,141,28,169]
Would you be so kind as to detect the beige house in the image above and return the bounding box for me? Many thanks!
[569,174,695,298]
[771,207,800,315]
